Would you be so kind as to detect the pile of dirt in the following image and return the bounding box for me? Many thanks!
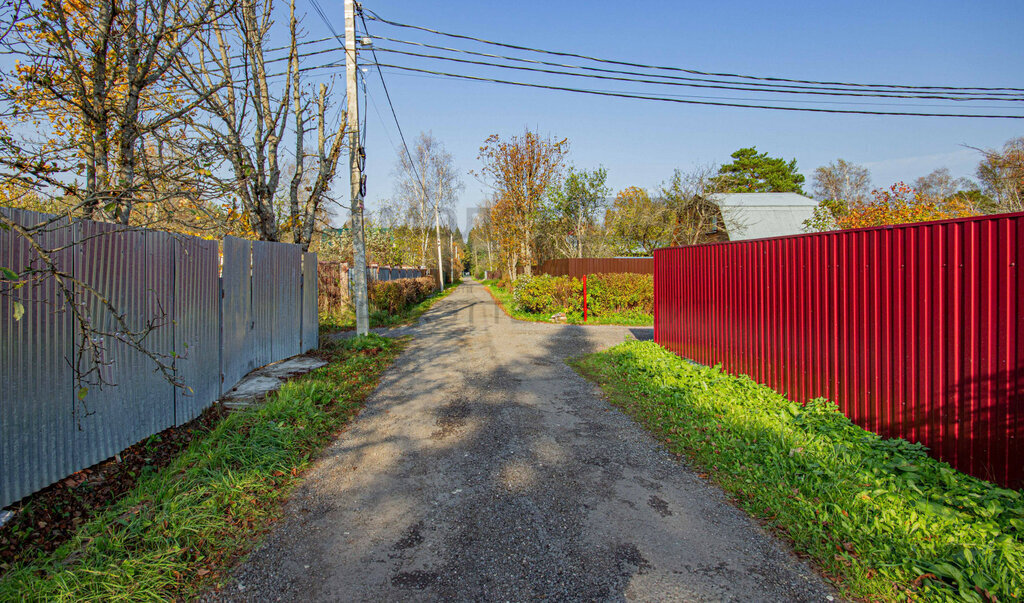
[0,404,228,574]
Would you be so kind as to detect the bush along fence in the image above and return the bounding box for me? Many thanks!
[317,261,426,314]
[368,276,438,314]
[511,273,653,319]
[654,211,1024,489]
[0,209,318,508]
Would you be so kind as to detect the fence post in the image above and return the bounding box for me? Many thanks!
[583,274,588,323]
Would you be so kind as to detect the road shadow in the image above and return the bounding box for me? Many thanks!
[217,280,832,602]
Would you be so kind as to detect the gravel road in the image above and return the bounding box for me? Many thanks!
[215,279,837,602]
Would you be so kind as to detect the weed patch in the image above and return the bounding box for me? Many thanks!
[481,279,652,325]
[571,340,1024,602]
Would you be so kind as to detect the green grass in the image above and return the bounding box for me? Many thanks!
[320,279,462,335]
[0,334,405,601]
[571,340,1024,602]
[479,279,653,326]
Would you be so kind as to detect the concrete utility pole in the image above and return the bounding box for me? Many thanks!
[345,0,369,335]
[434,202,445,291]
[449,229,454,282]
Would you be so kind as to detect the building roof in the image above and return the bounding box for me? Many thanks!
[711,192,818,208]
[710,192,817,241]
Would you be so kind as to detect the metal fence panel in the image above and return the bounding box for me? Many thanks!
[536,257,653,278]
[73,221,175,472]
[0,209,76,507]
[251,240,276,367]
[173,236,220,424]
[301,252,318,352]
[654,212,1024,489]
[273,243,302,361]
[221,236,253,391]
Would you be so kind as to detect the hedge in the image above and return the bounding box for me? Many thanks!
[511,272,652,316]
[368,276,436,314]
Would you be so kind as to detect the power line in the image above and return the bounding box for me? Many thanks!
[364,9,1024,94]
[369,62,1024,119]
[357,8,431,205]
[367,68,1024,109]
[367,34,1024,100]
[370,46,1024,103]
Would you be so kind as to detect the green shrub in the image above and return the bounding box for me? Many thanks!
[511,272,652,317]
[368,276,436,314]
[574,341,1024,602]
[512,275,582,313]
[587,273,653,315]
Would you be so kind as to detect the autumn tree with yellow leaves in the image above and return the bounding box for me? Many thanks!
[0,0,231,229]
[477,129,568,281]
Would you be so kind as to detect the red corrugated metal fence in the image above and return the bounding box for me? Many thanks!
[654,212,1024,488]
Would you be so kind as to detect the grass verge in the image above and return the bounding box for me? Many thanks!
[0,334,405,601]
[320,279,461,335]
[571,340,1023,602]
[479,279,652,326]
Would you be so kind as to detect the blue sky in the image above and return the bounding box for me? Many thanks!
[300,0,1024,230]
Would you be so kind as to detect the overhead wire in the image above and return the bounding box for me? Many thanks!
[356,7,431,204]
[369,46,1024,103]
[366,34,1024,100]
[363,8,1024,93]
[367,62,1024,119]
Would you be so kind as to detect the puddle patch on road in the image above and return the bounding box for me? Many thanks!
[648,495,673,517]
[391,569,439,589]
[616,543,653,576]
[431,400,470,440]
[393,521,424,551]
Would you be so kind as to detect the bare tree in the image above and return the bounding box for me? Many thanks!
[812,158,872,204]
[660,165,738,246]
[973,137,1024,213]
[181,0,347,250]
[914,167,975,201]
[393,132,462,281]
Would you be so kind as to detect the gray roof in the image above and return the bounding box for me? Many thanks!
[710,192,818,207]
[710,192,817,241]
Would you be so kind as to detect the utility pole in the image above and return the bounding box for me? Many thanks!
[434,201,445,291]
[449,228,455,283]
[345,0,369,335]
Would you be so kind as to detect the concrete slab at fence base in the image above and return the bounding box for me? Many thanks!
[221,356,328,409]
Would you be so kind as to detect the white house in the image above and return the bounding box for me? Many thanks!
[710,192,817,241]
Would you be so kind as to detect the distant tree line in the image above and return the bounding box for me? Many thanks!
[465,130,1024,282]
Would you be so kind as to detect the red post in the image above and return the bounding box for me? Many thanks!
[583,274,588,323]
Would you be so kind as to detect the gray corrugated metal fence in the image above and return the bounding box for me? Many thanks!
[0,210,318,508]
[301,253,318,352]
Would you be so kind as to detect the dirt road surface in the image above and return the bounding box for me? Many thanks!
[217,279,836,602]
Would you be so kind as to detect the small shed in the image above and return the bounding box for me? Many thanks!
[711,192,817,241]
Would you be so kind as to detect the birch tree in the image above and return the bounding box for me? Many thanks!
[393,132,462,281]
